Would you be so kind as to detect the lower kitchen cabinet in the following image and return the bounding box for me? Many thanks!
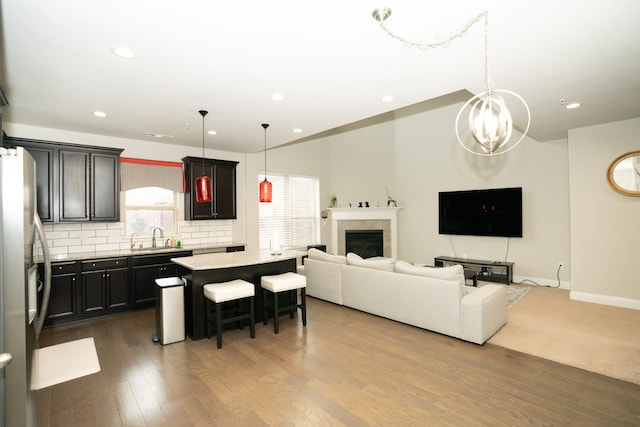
[131,251,191,308]
[80,258,129,317]
[43,261,79,327]
[41,249,197,327]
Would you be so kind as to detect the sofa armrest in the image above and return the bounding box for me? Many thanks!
[304,258,343,305]
[459,284,507,344]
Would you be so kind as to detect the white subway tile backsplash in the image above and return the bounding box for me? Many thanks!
[45,231,70,239]
[52,223,82,231]
[81,237,108,245]
[54,238,82,247]
[42,220,237,256]
[95,243,121,252]
[69,230,97,239]
[80,223,108,230]
[69,245,94,253]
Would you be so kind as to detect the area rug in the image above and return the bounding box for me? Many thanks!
[506,285,530,309]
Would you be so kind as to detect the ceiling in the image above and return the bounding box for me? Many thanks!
[1,0,639,154]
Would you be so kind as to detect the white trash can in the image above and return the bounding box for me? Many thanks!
[153,277,186,345]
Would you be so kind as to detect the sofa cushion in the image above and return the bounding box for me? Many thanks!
[395,261,466,294]
[346,252,395,272]
[308,248,347,264]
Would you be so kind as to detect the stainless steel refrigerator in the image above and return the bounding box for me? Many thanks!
[0,146,51,427]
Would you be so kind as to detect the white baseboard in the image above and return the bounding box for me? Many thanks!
[570,291,640,311]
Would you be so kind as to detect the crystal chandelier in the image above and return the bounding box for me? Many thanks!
[372,8,530,156]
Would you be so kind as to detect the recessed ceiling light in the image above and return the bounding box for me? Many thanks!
[111,46,137,59]
[381,95,395,103]
[92,111,107,118]
[565,102,581,109]
[207,130,217,135]
[293,128,302,133]
[271,93,285,101]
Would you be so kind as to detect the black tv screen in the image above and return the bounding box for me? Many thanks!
[439,187,522,237]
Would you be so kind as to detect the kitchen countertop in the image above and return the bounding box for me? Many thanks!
[171,250,306,271]
[42,242,246,263]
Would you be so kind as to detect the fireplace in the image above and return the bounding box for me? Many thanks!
[327,207,401,258]
[345,229,384,258]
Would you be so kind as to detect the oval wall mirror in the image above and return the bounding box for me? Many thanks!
[607,151,640,196]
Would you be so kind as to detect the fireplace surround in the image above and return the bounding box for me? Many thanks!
[327,207,401,258]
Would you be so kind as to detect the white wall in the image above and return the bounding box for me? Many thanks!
[568,118,640,308]
[392,99,571,286]
[244,137,332,255]
[271,96,572,288]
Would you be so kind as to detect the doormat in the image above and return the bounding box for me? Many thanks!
[31,337,100,390]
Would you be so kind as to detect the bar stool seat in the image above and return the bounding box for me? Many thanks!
[261,272,307,334]
[203,279,255,349]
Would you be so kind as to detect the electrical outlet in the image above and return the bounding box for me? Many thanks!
[558,262,565,270]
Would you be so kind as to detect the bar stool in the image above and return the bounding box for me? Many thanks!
[203,279,255,349]
[261,272,307,334]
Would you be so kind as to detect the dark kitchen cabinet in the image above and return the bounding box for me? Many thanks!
[26,145,55,222]
[43,261,79,326]
[130,251,191,308]
[60,149,120,222]
[182,156,238,220]
[80,258,129,316]
[4,136,122,223]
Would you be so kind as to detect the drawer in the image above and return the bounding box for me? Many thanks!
[81,257,128,272]
[51,262,77,275]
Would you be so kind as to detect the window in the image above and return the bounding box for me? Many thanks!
[258,173,320,252]
[125,186,177,236]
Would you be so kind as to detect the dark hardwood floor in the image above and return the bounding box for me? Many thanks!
[37,297,640,426]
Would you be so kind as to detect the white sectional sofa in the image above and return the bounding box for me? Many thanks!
[302,249,507,344]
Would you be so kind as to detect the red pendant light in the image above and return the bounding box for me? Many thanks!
[259,123,272,203]
[195,110,212,203]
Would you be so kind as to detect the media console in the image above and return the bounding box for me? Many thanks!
[434,256,513,285]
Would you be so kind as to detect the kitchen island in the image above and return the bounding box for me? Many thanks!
[171,250,305,340]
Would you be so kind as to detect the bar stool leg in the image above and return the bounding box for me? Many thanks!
[301,288,307,326]
[273,291,280,334]
[215,302,223,349]
[249,296,255,338]
[262,289,268,326]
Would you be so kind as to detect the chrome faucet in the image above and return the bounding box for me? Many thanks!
[152,227,164,248]
[130,233,139,249]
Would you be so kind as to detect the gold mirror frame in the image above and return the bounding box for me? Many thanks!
[607,151,640,196]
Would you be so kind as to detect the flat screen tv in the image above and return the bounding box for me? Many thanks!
[439,187,522,237]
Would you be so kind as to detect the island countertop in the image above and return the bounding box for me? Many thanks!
[170,250,306,271]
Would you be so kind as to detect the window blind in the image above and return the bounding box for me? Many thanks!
[120,157,184,192]
[258,173,320,252]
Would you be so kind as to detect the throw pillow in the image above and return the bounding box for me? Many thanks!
[395,261,466,294]
[308,248,347,264]
[346,252,395,272]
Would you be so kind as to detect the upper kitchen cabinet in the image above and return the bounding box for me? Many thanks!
[5,137,122,222]
[182,156,238,220]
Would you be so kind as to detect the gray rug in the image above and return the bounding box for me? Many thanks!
[506,286,530,309]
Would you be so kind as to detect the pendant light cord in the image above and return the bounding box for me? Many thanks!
[262,123,269,179]
[199,110,208,175]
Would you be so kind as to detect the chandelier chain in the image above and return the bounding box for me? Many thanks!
[379,11,487,51]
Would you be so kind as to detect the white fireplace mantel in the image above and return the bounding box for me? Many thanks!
[328,207,401,258]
